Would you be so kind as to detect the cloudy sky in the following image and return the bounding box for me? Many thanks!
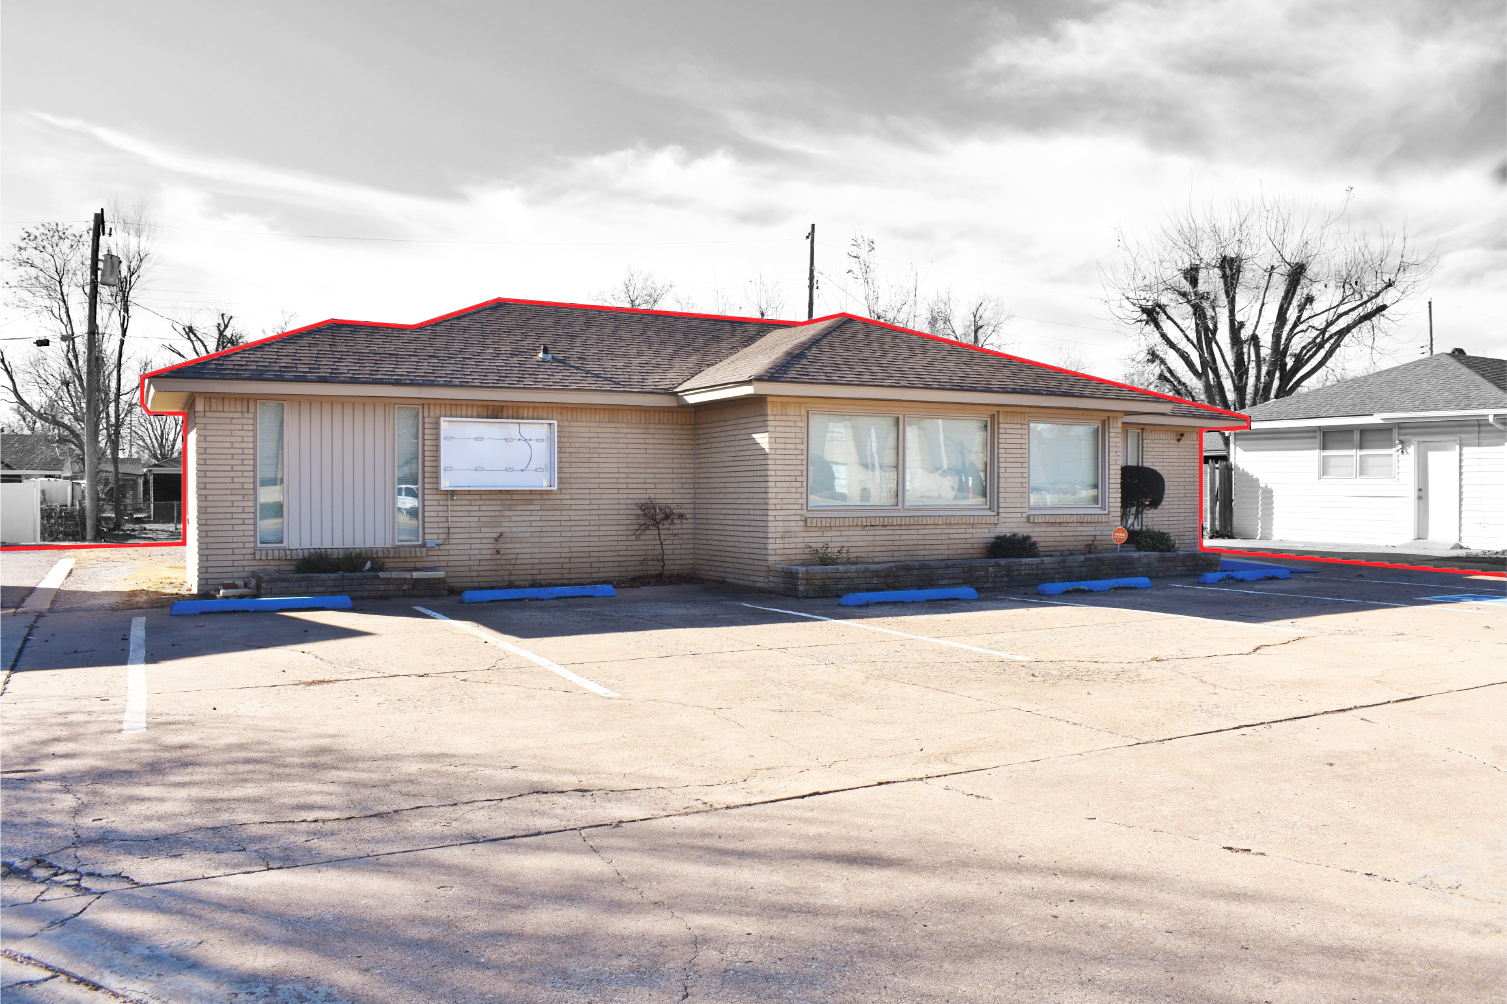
[3,0,1503,379]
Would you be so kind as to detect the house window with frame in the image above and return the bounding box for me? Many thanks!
[1322,428,1395,478]
[1125,428,1143,466]
[807,412,989,509]
[1029,421,1102,508]
[395,406,421,543]
[256,401,285,545]
[1358,428,1395,478]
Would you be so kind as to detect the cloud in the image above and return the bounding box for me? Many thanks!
[969,0,1505,171]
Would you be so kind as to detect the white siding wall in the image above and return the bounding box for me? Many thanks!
[282,399,397,549]
[1232,420,1506,548]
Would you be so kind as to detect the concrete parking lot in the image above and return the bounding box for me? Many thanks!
[2,556,1503,1002]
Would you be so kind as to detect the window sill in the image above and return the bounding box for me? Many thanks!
[805,512,997,528]
[254,546,433,560]
[1026,512,1114,523]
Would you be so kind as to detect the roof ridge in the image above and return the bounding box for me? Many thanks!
[675,317,846,392]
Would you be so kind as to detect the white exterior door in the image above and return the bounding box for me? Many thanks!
[1414,440,1460,543]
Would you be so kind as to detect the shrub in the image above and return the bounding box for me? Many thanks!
[631,498,689,577]
[294,549,386,574]
[806,543,851,566]
[987,533,1040,559]
[1120,465,1166,526]
[1130,529,1177,552]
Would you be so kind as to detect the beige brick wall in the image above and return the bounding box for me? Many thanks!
[188,394,695,593]
[1140,427,1202,550]
[185,391,1206,593]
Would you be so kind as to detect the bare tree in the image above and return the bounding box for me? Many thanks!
[102,201,156,530]
[164,312,247,360]
[2,222,97,533]
[743,268,787,319]
[1105,197,1432,419]
[599,267,675,310]
[131,408,182,466]
[846,235,921,328]
[926,288,1011,350]
[631,498,688,577]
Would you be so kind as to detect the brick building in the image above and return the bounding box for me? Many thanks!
[140,298,1243,594]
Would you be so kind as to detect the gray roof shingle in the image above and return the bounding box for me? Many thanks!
[1245,352,1507,422]
[1,433,78,471]
[154,299,1236,419]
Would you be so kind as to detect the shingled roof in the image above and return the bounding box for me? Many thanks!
[1245,351,1507,422]
[1,433,78,472]
[151,298,1234,418]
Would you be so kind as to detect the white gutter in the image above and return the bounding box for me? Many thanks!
[1372,409,1505,422]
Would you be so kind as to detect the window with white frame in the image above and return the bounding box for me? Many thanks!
[1358,428,1396,477]
[1125,428,1143,466]
[1321,428,1395,478]
[808,412,989,509]
[256,401,285,545]
[1029,421,1103,508]
[395,406,421,542]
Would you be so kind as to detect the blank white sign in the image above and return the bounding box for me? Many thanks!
[440,418,557,490]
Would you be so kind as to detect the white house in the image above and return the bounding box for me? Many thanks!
[1232,349,1506,550]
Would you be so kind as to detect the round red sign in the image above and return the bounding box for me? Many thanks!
[1111,527,1129,544]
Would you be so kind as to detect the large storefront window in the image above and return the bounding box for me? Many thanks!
[1029,421,1101,508]
[809,413,989,509]
[808,413,899,508]
[904,417,989,507]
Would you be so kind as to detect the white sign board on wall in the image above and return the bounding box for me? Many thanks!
[440,418,557,490]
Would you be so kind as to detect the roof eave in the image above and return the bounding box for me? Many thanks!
[679,380,1229,418]
[141,376,684,410]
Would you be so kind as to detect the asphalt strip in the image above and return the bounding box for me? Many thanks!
[1170,583,1502,612]
[413,605,620,698]
[738,601,1032,662]
[1006,594,1310,633]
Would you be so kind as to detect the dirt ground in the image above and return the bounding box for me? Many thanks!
[1,554,1503,1002]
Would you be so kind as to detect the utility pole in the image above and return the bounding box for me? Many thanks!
[805,224,816,321]
[83,208,104,542]
[1427,299,1434,355]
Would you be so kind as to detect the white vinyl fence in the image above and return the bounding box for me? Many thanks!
[1,481,42,545]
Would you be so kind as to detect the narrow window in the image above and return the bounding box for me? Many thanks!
[808,413,898,508]
[395,406,421,542]
[256,401,285,545]
[1125,428,1143,466]
[1320,430,1356,478]
[1030,422,1101,508]
[1358,428,1395,478]
[904,417,989,507]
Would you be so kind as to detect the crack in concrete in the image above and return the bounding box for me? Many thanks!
[60,780,758,851]
[579,830,701,1002]
[14,680,1503,908]
[1351,715,1505,773]
[0,948,156,1001]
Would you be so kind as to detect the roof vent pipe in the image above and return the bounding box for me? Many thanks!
[536,344,553,361]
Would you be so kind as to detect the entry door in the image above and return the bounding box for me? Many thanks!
[1414,440,1460,543]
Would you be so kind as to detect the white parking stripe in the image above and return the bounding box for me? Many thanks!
[1007,595,1310,633]
[21,558,75,612]
[1313,576,1483,591]
[121,617,146,734]
[414,606,619,697]
[738,602,1032,662]
[1169,584,1411,607]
